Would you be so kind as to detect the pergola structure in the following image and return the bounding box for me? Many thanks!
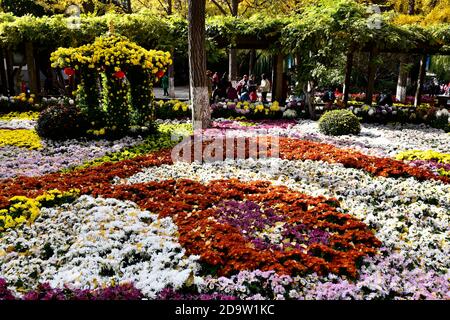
[213,32,450,108]
[210,33,287,103]
[0,10,449,109]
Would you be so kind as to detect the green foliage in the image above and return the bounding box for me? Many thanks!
[128,67,155,127]
[101,71,131,132]
[318,109,361,136]
[66,123,192,171]
[1,0,47,16]
[76,71,104,128]
[0,7,448,56]
[36,104,88,140]
[206,14,291,51]
[0,12,185,51]
[430,55,450,82]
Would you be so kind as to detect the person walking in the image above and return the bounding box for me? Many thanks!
[260,73,271,102]
[161,74,169,96]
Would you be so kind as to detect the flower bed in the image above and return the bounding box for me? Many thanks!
[0,129,42,150]
[0,117,448,300]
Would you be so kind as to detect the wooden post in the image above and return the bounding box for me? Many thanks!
[396,55,408,103]
[228,0,239,82]
[229,48,238,81]
[414,54,426,108]
[249,49,256,75]
[0,49,7,95]
[271,55,277,101]
[35,47,41,95]
[343,51,354,107]
[274,53,284,103]
[25,42,38,95]
[366,46,378,105]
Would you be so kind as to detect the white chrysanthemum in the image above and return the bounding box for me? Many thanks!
[0,196,201,298]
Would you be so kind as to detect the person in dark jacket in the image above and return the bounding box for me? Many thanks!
[378,91,393,106]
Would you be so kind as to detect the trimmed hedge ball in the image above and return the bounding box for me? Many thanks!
[36,104,88,140]
[318,109,361,136]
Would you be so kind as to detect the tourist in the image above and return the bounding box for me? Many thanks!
[322,88,335,103]
[248,74,257,93]
[161,74,169,96]
[212,72,220,89]
[249,90,258,102]
[378,91,393,106]
[212,84,226,101]
[226,82,238,100]
[240,91,250,101]
[206,70,213,98]
[260,73,271,102]
[334,87,341,97]
[220,72,229,88]
[237,75,249,95]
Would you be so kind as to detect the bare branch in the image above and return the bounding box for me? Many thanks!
[210,0,229,15]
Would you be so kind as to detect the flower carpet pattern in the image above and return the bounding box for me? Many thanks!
[0,119,449,300]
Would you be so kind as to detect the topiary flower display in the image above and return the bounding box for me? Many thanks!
[50,34,172,135]
[318,109,361,136]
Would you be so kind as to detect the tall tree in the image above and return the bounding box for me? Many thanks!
[188,0,211,129]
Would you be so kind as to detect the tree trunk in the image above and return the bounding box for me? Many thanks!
[188,0,210,130]
[305,80,316,120]
[408,0,415,15]
[5,49,14,95]
[396,55,408,103]
[124,0,132,13]
[343,51,354,107]
[414,54,426,107]
[167,0,173,15]
[271,55,277,102]
[231,0,239,15]
[228,0,239,82]
[249,49,256,75]
[168,48,175,98]
[274,53,284,103]
[366,46,378,105]
[0,50,7,95]
[167,0,175,98]
[25,42,38,95]
[229,48,238,81]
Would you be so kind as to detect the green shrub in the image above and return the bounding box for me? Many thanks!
[318,109,361,136]
[36,104,88,140]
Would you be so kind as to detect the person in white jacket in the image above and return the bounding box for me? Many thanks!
[260,73,271,102]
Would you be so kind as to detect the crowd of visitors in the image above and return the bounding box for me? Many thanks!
[207,71,272,103]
